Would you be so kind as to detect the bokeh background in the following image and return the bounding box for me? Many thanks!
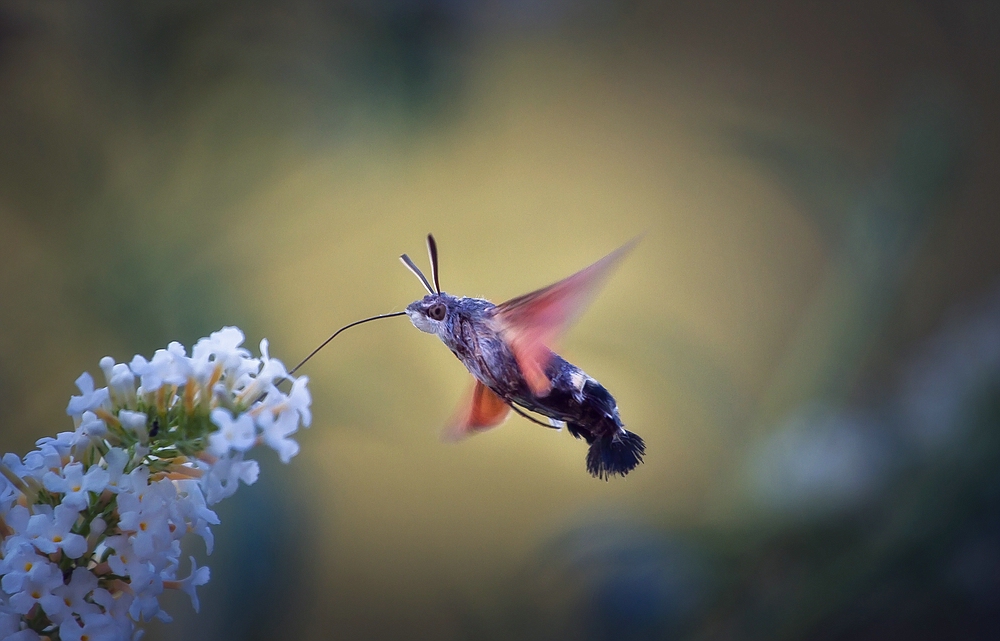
[2,1,999,639]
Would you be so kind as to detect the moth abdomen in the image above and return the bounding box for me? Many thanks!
[525,365,644,479]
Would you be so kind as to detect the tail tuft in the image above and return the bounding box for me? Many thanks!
[586,430,645,480]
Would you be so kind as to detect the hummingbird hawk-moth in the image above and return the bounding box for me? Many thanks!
[289,235,645,479]
[400,235,645,480]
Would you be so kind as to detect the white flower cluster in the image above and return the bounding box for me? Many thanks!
[0,327,310,641]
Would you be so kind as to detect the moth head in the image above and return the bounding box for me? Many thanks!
[401,233,451,334]
[406,294,451,334]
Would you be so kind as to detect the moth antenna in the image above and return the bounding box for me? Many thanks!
[287,311,407,376]
[426,233,441,293]
[400,253,434,294]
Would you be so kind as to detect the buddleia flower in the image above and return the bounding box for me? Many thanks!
[0,327,311,641]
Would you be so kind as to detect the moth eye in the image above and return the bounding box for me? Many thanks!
[427,303,447,321]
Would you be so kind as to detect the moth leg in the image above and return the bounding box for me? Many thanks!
[507,403,561,429]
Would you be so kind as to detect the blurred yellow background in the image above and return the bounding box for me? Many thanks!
[2,2,998,639]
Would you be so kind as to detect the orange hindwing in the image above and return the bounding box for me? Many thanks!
[443,379,511,441]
